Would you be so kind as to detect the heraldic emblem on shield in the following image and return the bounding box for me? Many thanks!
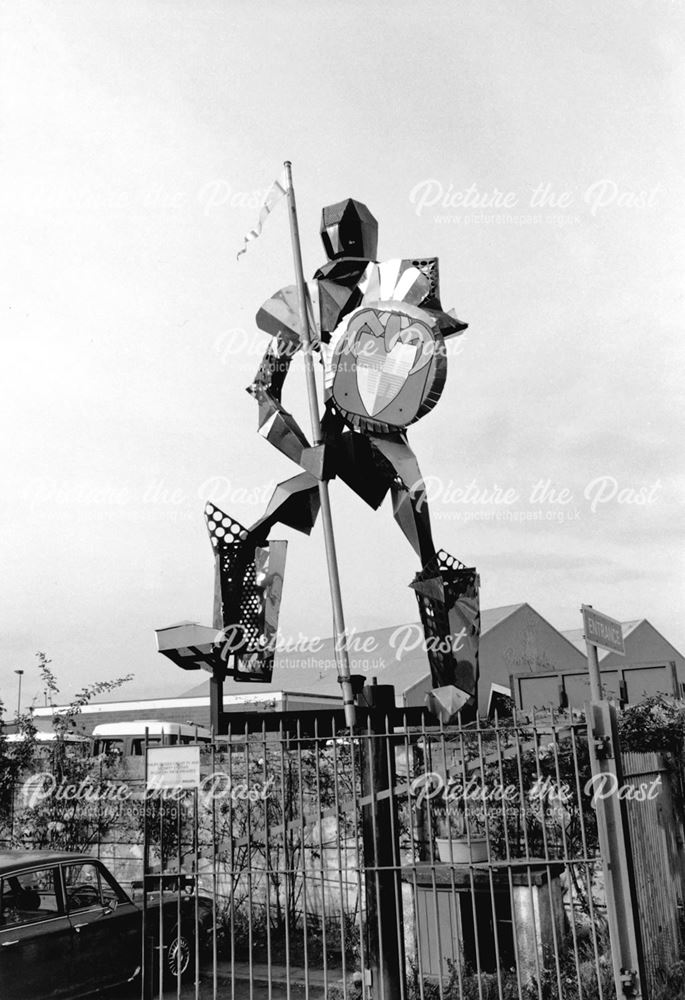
[327,259,448,434]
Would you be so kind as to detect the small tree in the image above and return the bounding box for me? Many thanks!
[2,652,132,852]
[0,703,37,844]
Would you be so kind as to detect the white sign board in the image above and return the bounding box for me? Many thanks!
[581,605,625,655]
[146,745,201,789]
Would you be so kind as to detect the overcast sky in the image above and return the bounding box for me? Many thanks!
[2,0,684,710]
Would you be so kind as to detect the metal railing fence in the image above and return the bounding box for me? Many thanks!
[141,710,612,1000]
[4,706,683,998]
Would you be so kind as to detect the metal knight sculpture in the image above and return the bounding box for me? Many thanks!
[205,199,480,721]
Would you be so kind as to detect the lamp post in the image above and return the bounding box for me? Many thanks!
[14,669,24,718]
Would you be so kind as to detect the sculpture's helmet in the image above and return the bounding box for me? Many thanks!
[320,198,378,261]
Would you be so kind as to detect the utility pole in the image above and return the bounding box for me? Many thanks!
[14,669,24,717]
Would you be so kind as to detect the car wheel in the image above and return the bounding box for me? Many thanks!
[165,926,193,983]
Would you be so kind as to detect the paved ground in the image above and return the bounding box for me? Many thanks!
[113,962,332,1000]
[116,986,299,1000]
[116,986,303,1000]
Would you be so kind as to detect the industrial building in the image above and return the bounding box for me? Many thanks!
[32,605,684,732]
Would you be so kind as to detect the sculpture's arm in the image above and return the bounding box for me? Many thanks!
[247,331,312,467]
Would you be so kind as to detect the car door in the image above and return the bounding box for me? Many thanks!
[63,861,141,994]
[0,865,73,1000]
[96,862,141,985]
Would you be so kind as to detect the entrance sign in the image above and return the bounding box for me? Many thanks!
[146,746,200,789]
[582,605,625,655]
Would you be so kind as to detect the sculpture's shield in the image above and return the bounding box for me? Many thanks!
[331,302,446,435]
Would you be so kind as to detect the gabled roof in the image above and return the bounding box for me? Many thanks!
[183,604,528,700]
[481,604,525,633]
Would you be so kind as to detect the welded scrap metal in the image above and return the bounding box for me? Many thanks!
[204,502,289,683]
[411,551,480,722]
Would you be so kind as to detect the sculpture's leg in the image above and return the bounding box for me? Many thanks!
[368,433,435,563]
[240,474,319,550]
[367,433,480,722]
[204,473,320,682]
[410,552,480,723]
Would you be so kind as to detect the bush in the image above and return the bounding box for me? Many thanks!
[619,694,685,756]
[406,928,617,1000]
[216,901,359,969]
[0,652,131,852]
[327,975,362,1000]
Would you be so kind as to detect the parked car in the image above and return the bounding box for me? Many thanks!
[0,850,214,999]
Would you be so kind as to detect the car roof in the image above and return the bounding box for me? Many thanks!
[0,851,92,876]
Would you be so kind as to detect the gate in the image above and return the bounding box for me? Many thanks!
[141,708,613,1000]
[622,752,684,994]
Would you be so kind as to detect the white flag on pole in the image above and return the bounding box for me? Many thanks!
[236,169,289,260]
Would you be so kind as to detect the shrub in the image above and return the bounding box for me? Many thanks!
[619,694,685,756]
[0,652,131,852]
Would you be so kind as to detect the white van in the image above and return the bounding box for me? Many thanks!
[91,720,212,757]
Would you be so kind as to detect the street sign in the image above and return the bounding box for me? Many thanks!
[582,605,625,656]
[146,745,201,789]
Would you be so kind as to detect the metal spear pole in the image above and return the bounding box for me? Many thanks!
[283,160,356,728]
